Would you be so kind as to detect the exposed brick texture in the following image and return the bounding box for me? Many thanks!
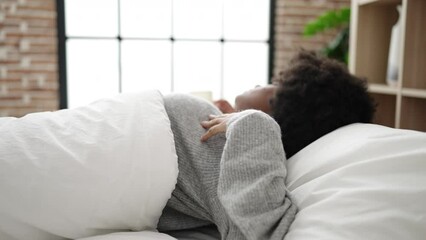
[273,0,350,76]
[0,0,58,117]
[0,0,349,117]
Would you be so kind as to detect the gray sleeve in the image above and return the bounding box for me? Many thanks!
[218,110,297,240]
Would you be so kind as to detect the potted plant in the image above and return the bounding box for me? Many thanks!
[303,7,350,64]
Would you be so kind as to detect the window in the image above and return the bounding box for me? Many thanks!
[57,0,275,108]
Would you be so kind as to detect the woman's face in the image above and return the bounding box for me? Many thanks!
[234,84,277,114]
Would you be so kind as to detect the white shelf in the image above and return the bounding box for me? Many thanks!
[401,88,426,99]
[368,83,398,95]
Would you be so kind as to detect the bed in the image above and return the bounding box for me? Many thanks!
[1,91,425,240]
[81,123,426,240]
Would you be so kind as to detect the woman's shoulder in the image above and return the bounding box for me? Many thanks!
[163,93,220,116]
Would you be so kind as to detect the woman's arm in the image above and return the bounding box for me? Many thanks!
[202,110,297,240]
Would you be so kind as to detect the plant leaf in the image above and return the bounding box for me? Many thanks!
[303,7,350,37]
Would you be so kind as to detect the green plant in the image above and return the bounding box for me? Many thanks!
[303,7,350,64]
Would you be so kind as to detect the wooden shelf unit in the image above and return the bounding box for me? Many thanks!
[349,0,426,131]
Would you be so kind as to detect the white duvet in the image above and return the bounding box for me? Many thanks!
[0,91,178,240]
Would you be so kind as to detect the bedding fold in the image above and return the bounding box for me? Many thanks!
[0,90,179,240]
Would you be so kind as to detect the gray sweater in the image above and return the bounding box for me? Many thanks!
[158,94,297,240]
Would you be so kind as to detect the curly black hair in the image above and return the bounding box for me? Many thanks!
[271,50,376,158]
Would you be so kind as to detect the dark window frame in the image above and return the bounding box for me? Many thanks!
[56,0,276,109]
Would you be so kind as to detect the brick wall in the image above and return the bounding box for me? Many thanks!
[0,0,349,117]
[273,0,350,75]
[0,0,58,117]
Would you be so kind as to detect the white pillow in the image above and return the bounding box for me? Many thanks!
[285,123,426,240]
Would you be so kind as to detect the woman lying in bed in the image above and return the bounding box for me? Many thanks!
[0,50,375,240]
[157,50,376,239]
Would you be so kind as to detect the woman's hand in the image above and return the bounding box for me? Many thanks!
[200,114,234,142]
[214,100,235,114]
